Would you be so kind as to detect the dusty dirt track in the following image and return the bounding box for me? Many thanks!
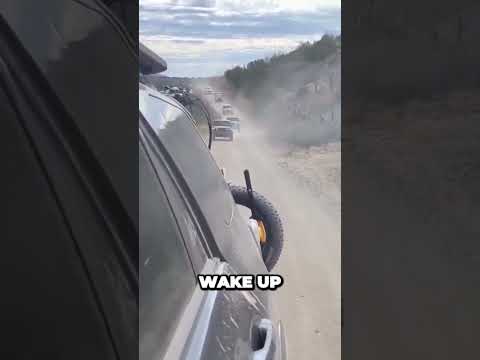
[209,99,341,360]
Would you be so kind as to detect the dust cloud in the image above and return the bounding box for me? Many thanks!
[169,42,342,359]
[203,83,341,359]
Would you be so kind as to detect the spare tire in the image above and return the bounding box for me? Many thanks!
[229,184,284,271]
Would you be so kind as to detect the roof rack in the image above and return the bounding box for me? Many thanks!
[139,42,167,75]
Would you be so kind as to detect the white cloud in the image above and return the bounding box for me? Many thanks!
[139,0,340,76]
[140,35,315,59]
[140,0,340,12]
[141,34,330,76]
[219,0,340,11]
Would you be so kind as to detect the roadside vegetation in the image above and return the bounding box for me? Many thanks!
[223,34,341,148]
[224,34,340,98]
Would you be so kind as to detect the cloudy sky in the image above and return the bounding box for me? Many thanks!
[139,0,340,77]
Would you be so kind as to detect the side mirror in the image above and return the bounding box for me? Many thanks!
[182,95,213,150]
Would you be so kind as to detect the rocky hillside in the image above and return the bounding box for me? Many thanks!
[224,34,340,98]
[222,35,341,147]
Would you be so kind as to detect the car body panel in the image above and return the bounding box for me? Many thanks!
[158,258,286,360]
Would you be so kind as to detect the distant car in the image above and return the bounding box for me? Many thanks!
[215,93,223,102]
[212,120,234,141]
[222,104,234,116]
[204,87,213,95]
[226,116,240,132]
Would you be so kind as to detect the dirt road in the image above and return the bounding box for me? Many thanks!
[210,104,341,360]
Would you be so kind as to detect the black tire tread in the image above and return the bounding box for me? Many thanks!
[229,184,284,271]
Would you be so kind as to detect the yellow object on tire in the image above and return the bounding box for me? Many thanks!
[257,220,267,245]
[229,184,284,271]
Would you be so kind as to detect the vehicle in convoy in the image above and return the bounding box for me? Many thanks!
[212,120,235,141]
[214,92,223,102]
[222,103,234,116]
[226,116,241,132]
[140,43,286,360]
[2,1,138,358]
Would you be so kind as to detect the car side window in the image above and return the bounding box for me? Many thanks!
[140,128,209,272]
[139,141,195,360]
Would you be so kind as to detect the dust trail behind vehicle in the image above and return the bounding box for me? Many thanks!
[210,104,341,360]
